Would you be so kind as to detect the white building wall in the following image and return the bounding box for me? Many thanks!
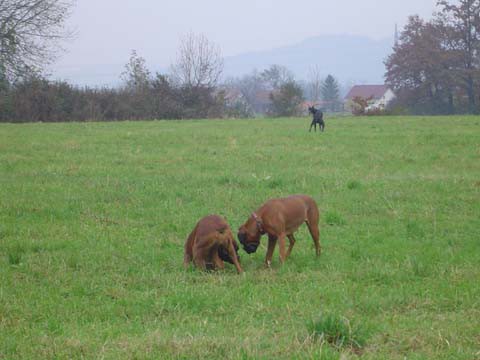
[366,89,396,110]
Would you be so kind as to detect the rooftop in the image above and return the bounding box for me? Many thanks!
[345,85,389,100]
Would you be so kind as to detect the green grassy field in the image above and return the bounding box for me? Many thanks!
[1,116,479,359]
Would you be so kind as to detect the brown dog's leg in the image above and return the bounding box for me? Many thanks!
[228,241,244,274]
[193,246,210,270]
[194,258,207,270]
[184,253,192,269]
[278,234,287,263]
[286,234,296,259]
[212,251,225,270]
[265,235,277,267]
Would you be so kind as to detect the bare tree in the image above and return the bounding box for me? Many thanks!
[260,64,293,90]
[170,32,223,89]
[307,65,322,104]
[121,50,151,92]
[235,70,265,111]
[0,0,75,80]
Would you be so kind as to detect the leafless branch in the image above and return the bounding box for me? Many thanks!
[170,32,223,89]
[307,65,323,103]
[0,0,75,80]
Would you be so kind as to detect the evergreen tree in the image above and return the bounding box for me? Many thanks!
[321,75,340,112]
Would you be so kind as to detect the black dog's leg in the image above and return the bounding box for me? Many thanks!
[309,121,314,132]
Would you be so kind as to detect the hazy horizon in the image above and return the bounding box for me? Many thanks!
[51,0,437,86]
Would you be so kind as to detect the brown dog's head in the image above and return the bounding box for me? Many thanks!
[237,220,262,254]
[218,240,240,264]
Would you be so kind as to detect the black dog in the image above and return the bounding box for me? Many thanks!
[308,106,325,132]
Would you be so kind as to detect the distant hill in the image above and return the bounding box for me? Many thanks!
[224,34,394,85]
[53,34,393,87]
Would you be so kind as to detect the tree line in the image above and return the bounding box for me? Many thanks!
[3,0,478,121]
[386,0,480,114]
[0,0,343,122]
[0,53,343,122]
[0,49,226,123]
[223,65,341,118]
[0,30,230,122]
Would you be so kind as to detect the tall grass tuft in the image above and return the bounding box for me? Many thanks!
[324,211,346,226]
[7,247,24,265]
[307,313,368,351]
[347,180,362,190]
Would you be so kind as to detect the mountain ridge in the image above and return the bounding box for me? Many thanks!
[53,34,394,86]
[224,34,394,85]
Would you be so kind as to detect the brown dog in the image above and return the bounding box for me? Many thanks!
[184,215,243,273]
[238,195,320,267]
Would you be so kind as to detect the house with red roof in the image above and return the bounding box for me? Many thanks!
[344,85,395,112]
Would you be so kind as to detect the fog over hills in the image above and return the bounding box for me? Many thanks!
[224,34,394,85]
[53,34,394,87]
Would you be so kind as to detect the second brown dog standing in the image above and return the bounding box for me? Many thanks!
[237,194,321,267]
[184,215,243,273]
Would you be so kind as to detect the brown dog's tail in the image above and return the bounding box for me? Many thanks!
[303,195,321,256]
[306,197,320,223]
[184,223,198,268]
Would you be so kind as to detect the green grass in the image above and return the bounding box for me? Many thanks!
[307,312,368,351]
[1,116,479,359]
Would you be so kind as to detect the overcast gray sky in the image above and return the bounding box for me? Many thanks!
[53,0,437,84]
